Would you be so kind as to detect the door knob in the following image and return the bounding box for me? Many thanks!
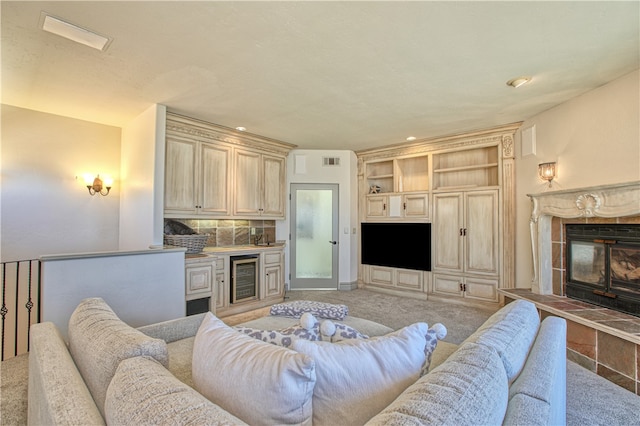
[329,241,337,245]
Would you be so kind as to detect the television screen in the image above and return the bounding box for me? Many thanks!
[361,222,431,271]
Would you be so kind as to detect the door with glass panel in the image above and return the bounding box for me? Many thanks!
[290,183,339,290]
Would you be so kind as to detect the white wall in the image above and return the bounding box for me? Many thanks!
[513,69,640,287]
[283,150,359,288]
[119,104,167,250]
[0,105,121,261]
[41,249,185,340]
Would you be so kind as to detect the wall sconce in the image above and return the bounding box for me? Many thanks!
[84,174,112,196]
[538,162,557,187]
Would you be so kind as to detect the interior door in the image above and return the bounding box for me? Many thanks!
[290,183,339,290]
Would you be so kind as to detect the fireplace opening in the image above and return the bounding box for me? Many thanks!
[566,224,640,317]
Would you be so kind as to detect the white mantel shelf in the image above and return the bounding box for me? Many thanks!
[528,180,640,221]
[527,181,640,295]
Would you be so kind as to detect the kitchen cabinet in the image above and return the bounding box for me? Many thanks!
[165,113,294,220]
[214,256,227,311]
[432,274,499,302]
[164,137,231,217]
[262,250,284,298]
[233,149,286,219]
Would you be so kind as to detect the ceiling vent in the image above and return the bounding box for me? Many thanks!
[322,157,341,167]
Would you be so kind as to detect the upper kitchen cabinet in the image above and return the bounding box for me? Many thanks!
[165,113,296,220]
[165,136,231,216]
[233,149,286,218]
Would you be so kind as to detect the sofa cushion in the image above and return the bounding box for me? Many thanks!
[366,342,509,426]
[463,299,540,381]
[67,297,168,416]
[292,322,429,426]
[503,316,567,426]
[105,356,247,425]
[192,312,316,426]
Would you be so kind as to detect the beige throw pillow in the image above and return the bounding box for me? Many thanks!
[105,356,247,425]
[192,312,316,426]
[67,297,168,416]
[292,322,428,426]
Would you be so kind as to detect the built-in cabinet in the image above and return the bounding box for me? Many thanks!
[164,113,295,220]
[213,246,285,317]
[357,123,519,307]
[233,149,286,218]
[432,190,500,302]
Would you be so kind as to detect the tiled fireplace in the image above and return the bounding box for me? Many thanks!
[501,181,640,394]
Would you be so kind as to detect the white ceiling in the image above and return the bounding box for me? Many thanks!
[2,1,638,151]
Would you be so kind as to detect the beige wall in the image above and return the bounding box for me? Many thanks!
[1,105,122,261]
[513,69,640,288]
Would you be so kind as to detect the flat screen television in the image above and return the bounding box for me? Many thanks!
[361,222,431,271]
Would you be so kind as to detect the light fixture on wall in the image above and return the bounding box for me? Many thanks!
[538,162,557,187]
[84,174,112,196]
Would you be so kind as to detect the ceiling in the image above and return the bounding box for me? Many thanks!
[2,1,638,152]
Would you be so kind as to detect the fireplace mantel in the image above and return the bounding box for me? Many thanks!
[527,181,640,294]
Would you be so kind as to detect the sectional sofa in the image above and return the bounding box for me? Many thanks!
[28,297,566,425]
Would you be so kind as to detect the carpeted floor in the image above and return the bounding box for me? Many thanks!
[2,288,640,425]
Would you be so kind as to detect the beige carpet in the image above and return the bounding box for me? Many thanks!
[2,288,640,425]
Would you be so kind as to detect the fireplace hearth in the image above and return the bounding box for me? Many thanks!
[566,224,640,317]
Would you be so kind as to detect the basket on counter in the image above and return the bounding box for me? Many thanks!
[163,234,209,254]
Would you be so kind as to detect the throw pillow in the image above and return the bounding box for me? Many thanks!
[192,312,316,426]
[292,322,428,426]
[269,300,349,320]
[366,342,509,426]
[67,297,168,416]
[105,356,247,425]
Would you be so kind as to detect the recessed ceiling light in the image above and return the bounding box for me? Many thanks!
[406,136,417,141]
[39,12,112,51]
[235,127,247,132]
[506,77,531,88]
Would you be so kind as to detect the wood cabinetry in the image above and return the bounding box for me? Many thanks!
[165,113,295,220]
[432,189,499,302]
[357,123,519,306]
[212,246,285,318]
[233,149,286,218]
[165,137,231,216]
[262,250,284,297]
[185,259,213,300]
[364,154,429,220]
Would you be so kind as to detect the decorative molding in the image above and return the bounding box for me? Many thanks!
[166,112,296,156]
[529,181,640,222]
[502,134,514,159]
[527,181,640,294]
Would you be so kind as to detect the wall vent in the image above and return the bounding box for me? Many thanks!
[323,157,341,167]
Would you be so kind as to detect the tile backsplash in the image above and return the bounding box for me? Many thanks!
[167,219,276,247]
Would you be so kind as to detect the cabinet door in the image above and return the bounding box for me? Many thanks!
[403,193,429,218]
[396,269,423,291]
[264,264,282,297]
[262,155,285,217]
[165,138,198,214]
[369,265,394,287]
[465,190,499,275]
[464,276,499,302]
[366,195,388,218]
[200,144,231,215]
[186,263,213,300]
[215,257,227,310]
[433,274,463,297]
[234,149,262,216]
[433,193,464,272]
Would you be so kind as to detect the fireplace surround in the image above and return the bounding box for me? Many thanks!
[528,181,640,298]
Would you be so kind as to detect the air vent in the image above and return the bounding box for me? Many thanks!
[323,157,341,167]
